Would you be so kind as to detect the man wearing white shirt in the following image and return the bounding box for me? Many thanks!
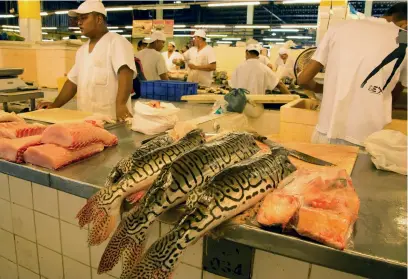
[298,2,407,146]
[38,0,136,121]
[162,41,184,71]
[183,30,216,87]
[231,44,291,95]
[135,31,169,81]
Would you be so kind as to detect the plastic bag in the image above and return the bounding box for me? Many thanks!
[224,88,248,113]
[364,130,407,175]
[257,168,360,250]
[131,101,180,135]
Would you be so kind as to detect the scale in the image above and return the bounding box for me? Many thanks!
[0,68,38,93]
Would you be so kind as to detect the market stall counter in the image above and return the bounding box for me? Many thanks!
[0,124,406,279]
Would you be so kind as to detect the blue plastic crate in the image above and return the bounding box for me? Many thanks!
[140,81,198,101]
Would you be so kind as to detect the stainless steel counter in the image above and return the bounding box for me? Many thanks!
[0,124,406,278]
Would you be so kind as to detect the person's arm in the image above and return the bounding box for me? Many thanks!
[276,81,291,95]
[297,60,324,93]
[189,62,216,71]
[38,79,77,109]
[157,55,169,80]
[116,65,134,121]
[160,73,169,80]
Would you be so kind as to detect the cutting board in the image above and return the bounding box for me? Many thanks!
[267,136,359,175]
[181,94,300,104]
[19,108,93,124]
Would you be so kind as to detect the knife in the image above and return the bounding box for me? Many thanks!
[262,139,335,167]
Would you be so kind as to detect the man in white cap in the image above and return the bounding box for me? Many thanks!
[38,0,136,121]
[274,47,295,79]
[183,30,216,87]
[231,44,291,95]
[246,38,273,69]
[136,31,168,80]
[162,41,184,71]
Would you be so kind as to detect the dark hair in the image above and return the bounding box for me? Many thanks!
[138,40,147,47]
[247,50,260,56]
[384,2,407,21]
[69,34,77,39]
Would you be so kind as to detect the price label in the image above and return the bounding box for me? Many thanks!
[203,237,254,279]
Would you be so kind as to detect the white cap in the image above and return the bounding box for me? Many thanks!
[279,47,289,55]
[246,44,261,54]
[68,0,107,17]
[169,41,176,47]
[148,31,166,43]
[193,29,206,39]
[142,38,149,44]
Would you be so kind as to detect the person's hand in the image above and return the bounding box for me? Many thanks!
[188,63,197,70]
[36,102,54,110]
[116,105,133,122]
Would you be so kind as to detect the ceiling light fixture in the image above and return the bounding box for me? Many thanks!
[207,34,228,37]
[286,35,313,39]
[272,33,276,36]
[263,38,285,41]
[173,34,192,37]
[174,28,196,32]
[125,26,133,29]
[40,12,48,16]
[42,39,54,42]
[276,42,285,45]
[3,29,19,32]
[81,36,87,39]
[110,30,124,33]
[2,25,19,29]
[217,41,233,44]
[234,25,270,29]
[68,27,80,30]
[222,38,241,41]
[194,25,226,29]
[208,1,260,7]
[106,7,133,12]
[136,5,190,10]
[55,11,69,15]
[282,0,320,4]
[122,34,131,38]
[42,32,48,35]
[74,31,81,34]
[174,25,187,28]
[0,15,15,18]
[42,27,57,30]
[107,26,119,29]
[280,24,317,29]
[63,36,69,40]
[270,28,299,32]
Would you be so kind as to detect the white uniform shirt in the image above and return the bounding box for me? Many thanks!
[183,45,216,87]
[313,17,407,145]
[258,55,271,66]
[135,48,167,80]
[274,56,295,79]
[231,59,279,95]
[68,32,136,119]
[162,51,184,71]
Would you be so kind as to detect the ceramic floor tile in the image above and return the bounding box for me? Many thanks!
[34,212,61,253]
[310,265,367,279]
[203,271,229,279]
[18,265,40,279]
[60,221,90,265]
[0,256,18,279]
[37,245,64,279]
[9,176,33,209]
[92,268,116,279]
[11,204,36,242]
[0,173,10,201]
[0,199,13,233]
[63,257,91,279]
[180,238,203,269]
[58,191,87,226]
[173,263,202,279]
[32,184,58,219]
[0,229,16,262]
[252,250,309,279]
[15,236,39,274]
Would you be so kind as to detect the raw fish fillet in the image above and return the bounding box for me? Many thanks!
[24,143,104,170]
[0,135,42,163]
[0,122,46,139]
[0,111,25,123]
[257,168,360,250]
[41,122,118,149]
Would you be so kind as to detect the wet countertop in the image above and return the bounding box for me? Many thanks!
[0,124,406,278]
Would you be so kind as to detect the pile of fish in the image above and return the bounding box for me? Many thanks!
[75,130,359,279]
[0,113,118,169]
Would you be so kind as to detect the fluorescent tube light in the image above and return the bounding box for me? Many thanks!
[174,25,187,28]
[3,29,19,32]
[40,12,48,16]
[283,0,320,4]
[280,24,317,29]
[174,28,196,32]
[234,25,270,29]
[107,26,119,29]
[125,26,133,29]
[207,34,228,37]
[42,32,48,35]
[106,7,133,12]
[276,42,285,45]
[110,30,124,33]
[222,38,241,41]
[81,36,87,39]
[42,39,54,42]
[173,34,192,37]
[286,35,313,39]
[263,38,285,41]
[69,27,80,30]
[74,31,81,34]
[194,25,226,28]
[63,37,69,40]
[217,41,233,44]
[55,11,69,15]
[208,2,260,7]
[0,15,15,18]
[2,25,19,29]
[270,28,299,32]
[122,34,131,38]
[42,27,57,30]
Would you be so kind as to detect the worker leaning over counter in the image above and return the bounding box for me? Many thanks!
[135,31,169,81]
[274,47,295,79]
[298,2,407,147]
[162,41,184,71]
[183,30,216,87]
[231,44,291,95]
[38,0,136,121]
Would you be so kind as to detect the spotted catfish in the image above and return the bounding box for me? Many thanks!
[105,133,175,187]
[76,129,205,246]
[128,148,296,279]
[97,132,261,275]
